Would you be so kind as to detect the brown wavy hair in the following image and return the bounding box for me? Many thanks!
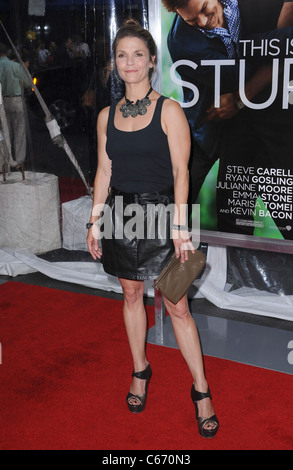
[162,0,190,12]
[112,19,157,81]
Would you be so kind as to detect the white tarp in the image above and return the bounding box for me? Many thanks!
[0,172,62,254]
[0,246,292,321]
[62,196,92,251]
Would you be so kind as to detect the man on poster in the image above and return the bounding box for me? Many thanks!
[163,0,293,239]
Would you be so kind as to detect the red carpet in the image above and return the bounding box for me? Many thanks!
[0,281,292,450]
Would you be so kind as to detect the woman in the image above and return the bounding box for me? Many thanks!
[86,19,218,439]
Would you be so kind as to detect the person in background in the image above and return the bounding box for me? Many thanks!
[37,41,50,67]
[55,37,74,65]
[71,35,91,59]
[0,42,31,164]
[48,41,57,65]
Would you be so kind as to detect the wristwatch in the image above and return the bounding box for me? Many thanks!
[86,222,94,230]
[234,92,246,110]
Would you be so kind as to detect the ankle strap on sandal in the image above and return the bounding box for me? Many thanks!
[132,364,152,380]
[191,385,211,402]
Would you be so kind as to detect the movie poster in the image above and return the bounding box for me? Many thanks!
[161,0,293,241]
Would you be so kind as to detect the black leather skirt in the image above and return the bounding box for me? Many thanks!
[100,187,175,280]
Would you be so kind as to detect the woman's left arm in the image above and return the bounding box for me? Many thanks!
[162,98,195,262]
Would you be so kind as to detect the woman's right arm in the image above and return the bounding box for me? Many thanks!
[86,106,112,260]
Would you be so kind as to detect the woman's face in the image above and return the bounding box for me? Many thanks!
[176,0,224,30]
[115,36,155,85]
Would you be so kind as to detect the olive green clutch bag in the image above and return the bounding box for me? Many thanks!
[153,250,206,305]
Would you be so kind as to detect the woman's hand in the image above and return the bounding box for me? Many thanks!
[172,229,195,262]
[87,225,102,260]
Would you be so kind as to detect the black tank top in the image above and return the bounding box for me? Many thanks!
[106,95,173,193]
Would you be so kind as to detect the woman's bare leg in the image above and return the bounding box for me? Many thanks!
[119,278,149,403]
[163,294,216,429]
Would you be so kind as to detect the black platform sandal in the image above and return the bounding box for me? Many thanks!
[191,385,219,438]
[126,363,152,414]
